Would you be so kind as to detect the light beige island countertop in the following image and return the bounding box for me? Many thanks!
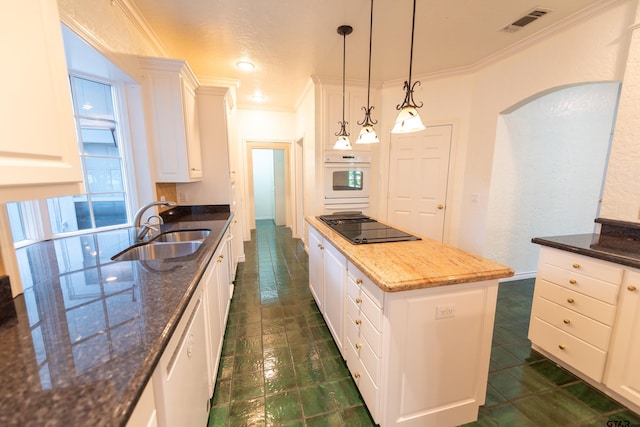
[307,216,514,292]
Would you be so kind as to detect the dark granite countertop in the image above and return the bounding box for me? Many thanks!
[0,207,232,426]
[532,233,640,269]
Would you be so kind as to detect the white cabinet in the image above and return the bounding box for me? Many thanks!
[529,247,622,382]
[605,268,640,408]
[307,224,499,426]
[308,226,347,352]
[126,378,158,427]
[138,57,202,183]
[308,227,325,311]
[323,242,347,353]
[0,0,83,201]
[153,287,209,427]
[320,83,372,150]
[203,228,233,395]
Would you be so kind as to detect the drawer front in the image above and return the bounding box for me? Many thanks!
[540,247,623,285]
[541,264,619,304]
[346,302,383,357]
[348,262,384,308]
[344,335,380,421]
[347,274,384,332]
[346,312,383,380]
[532,296,612,350]
[535,279,616,325]
[529,317,606,382]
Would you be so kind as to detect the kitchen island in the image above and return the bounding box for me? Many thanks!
[306,216,514,427]
[0,205,233,426]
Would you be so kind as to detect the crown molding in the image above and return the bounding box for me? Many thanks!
[112,0,168,57]
[382,0,626,89]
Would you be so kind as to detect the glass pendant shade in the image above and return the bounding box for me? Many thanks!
[391,106,426,133]
[334,134,352,150]
[357,125,380,144]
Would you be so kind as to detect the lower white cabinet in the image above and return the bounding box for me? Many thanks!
[126,378,158,427]
[307,224,499,426]
[308,226,324,311]
[153,287,209,427]
[529,245,640,413]
[605,268,640,409]
[203,228,233,395]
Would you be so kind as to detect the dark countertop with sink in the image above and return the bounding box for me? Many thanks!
[532,218,640,269]
[0,205,232,426]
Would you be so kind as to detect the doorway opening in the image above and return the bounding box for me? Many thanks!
[246,142,291,231]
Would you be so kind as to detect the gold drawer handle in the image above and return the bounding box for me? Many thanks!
[355,297,363,304]
[563,319,571,324]
[569,279,577,285]
[355,319,362,325]
[559,344,566,350]
[356,279,363,285]
[629,285,637,292]
[572,263,580,269]
[354,372,360,379]
[317,244,323,250]
[567,298,575,304]
[355,343,362,350]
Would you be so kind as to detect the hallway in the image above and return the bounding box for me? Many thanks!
[208,220,639,426]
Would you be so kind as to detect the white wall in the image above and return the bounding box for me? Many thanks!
[485,82,620,276]
[252,149,275,220]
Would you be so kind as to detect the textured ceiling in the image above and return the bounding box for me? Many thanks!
[129,0,607,110]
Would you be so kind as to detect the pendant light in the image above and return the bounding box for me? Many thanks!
[391,0,426,134]
[356,0,379,144]
[334,25,353,150]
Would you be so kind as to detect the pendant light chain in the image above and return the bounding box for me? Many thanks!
[341,28,347,133]
[396,0,423,111]
[358,0,377,128]
[334,25,353,149]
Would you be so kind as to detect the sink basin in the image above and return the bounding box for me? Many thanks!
[112,241,203,261]
[155,229,211,242]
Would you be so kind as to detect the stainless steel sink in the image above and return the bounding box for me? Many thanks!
[155,229,211,242]
[112,241,203,261]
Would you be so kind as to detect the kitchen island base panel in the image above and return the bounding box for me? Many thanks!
[381,280,498,427]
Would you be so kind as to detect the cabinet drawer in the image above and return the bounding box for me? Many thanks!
[346,297,383,357]
[532,296,612,350]
[344,336,380,422]
[540,247,623,285]
[348,262,384,308]
[529,317,606,382]
[535,279,616,325]
[347,277,384,331]
[346,312,382,383]
[540,264,619,304]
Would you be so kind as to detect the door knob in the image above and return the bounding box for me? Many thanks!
[437,204,444,210]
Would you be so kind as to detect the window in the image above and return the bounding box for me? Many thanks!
[7,75,131,244]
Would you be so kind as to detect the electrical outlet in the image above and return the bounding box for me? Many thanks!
[178,192,187,203]
[471,194,479,204]
[435,304,456,320]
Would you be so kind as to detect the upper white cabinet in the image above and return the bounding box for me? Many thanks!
[0,0,83,201]
[138,57,203,183]
[319,83,372,150]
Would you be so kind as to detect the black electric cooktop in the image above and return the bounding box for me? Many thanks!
[317,213,421,244]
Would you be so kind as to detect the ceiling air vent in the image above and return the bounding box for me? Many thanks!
[501,8,551,33]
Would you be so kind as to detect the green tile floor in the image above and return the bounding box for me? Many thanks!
[208,220,640,426]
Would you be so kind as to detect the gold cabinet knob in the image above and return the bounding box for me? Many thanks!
[356,279,363,285]
[355,298,363,304]
[559,344,566,350]
[437,204,444,210]
[628,285,637,292]
[355,319,362,325]
[354,372,360,379]
[567,298,575,304]
[318,244,323,250]
[355,343,362,350]
[563,319,571,324]
[569,279,577,285]
[572,263,580,269]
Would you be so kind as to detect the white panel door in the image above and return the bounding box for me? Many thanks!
[387,125,452,242]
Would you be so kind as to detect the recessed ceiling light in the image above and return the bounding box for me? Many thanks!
[236,61,255,71]
[251,94,265,102]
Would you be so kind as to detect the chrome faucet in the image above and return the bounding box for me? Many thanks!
[133,200,177,241]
